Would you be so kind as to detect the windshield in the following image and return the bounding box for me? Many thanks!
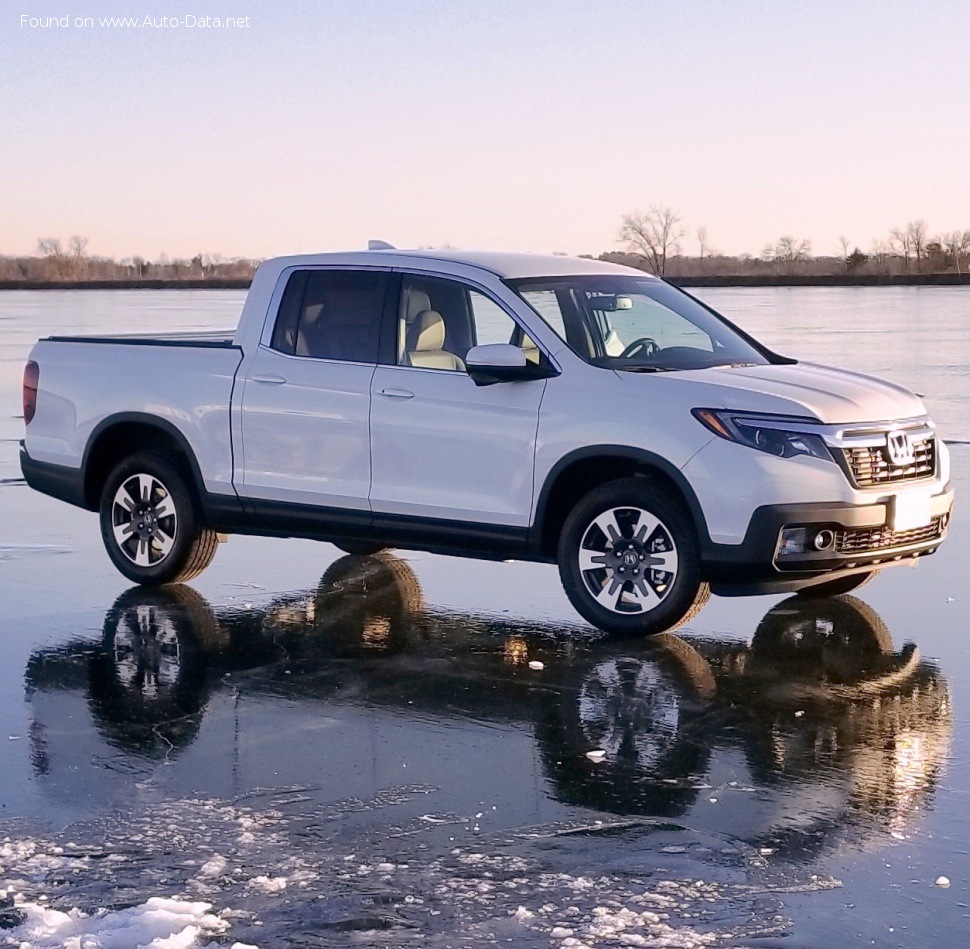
[508,275,774,371]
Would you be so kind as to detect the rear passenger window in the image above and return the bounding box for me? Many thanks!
[270,270,387,363]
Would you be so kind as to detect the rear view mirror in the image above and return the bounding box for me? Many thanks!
[587,295,633,312]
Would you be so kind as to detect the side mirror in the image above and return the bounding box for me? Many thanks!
[465,343,556,386]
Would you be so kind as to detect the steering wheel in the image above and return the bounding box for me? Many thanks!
[619,337,660,359]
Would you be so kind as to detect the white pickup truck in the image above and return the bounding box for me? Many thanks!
[20,249,954,635]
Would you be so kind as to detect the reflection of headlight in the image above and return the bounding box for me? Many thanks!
[693,409,832,461]
[503,637,529,666]
[893,729,930,797]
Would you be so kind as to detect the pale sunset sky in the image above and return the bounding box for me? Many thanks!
[3,0,968,261]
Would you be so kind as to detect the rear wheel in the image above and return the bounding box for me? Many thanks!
[99,452,218,585]
[558,478,710,637]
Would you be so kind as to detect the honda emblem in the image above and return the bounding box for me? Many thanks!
[886,431,916,467]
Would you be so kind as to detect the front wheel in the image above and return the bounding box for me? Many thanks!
[99,452,218,585]
[558,478,710,637]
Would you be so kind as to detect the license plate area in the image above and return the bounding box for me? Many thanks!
[891,489,933,531]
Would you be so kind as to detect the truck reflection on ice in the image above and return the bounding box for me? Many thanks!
[25,553,951,857]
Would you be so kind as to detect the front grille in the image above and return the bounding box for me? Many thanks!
[835,517,946,555]
[843,438,935,487]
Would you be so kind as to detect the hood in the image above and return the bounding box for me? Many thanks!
[645,362,928,425]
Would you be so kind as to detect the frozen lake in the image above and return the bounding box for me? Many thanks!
[0,287,967,947]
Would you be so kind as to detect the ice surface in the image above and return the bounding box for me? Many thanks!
[0,794,842,947]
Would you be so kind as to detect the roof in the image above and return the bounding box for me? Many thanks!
[260,249,655,281]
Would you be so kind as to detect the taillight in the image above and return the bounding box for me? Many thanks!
[23,360,39,425]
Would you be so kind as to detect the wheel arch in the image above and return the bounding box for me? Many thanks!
[533,446,711,560]
[82,414,206,511]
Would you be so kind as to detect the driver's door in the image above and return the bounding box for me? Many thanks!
[369,274,547,527]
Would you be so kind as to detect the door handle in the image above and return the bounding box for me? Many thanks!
[379,387,415,399]
[252,374,287,385]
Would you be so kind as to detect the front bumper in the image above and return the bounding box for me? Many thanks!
[703,484,954,596]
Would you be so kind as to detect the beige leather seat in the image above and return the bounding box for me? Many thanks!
[520,333,541,365]
[295,302,325,357]
[407,310,465,370]
[399,289,432,364]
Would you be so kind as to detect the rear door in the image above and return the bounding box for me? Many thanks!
[369,273,548,527]
[236,268,389,511]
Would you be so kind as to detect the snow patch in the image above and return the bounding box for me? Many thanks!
[6,896,231,948]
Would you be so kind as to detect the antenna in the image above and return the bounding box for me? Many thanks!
[367,240,396,250]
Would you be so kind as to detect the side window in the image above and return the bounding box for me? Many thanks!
[468,291,517,346]
[269,269,386,363]
[397,275,533,371]
[518,289,567,341]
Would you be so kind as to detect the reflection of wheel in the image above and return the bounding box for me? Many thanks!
[578,659,684,769]
[740,597,952,848]
[88,586,216,755]
[795,572,875,597]
[314,554,424,647]
[334,540,389,557]
[537,643,712,817]
[558,478,710,636]
[751,594,893,672]
[99,452,218,585]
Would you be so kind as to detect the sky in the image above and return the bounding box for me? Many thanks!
[2,0,969,261]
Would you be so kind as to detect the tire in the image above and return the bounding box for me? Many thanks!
[99,451,218,585]
[557,478,710,637]
[795,571,875,598]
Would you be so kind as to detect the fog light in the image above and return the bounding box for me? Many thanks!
[813,529,835,551]
[778,527,809,557]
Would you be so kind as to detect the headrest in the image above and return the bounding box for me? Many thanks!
[302,302,325,326]
[405,289,432,322]
[408,309,446,352]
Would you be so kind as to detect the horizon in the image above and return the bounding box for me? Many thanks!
[4,1,969,261]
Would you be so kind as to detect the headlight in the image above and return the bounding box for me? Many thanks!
[692,408,833,462]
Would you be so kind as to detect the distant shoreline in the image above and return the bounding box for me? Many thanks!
[0,273,967,290]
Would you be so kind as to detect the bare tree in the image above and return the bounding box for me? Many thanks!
[942,230,970,276]
[764,236,812,274]
[697,225,709,260]
[67,235,89,278]
[837,235,850,264]
[889,225,915,270]
[37,238,63,258]
[907,220,929,271]
[618,206,684,276]
[37,237,71,278]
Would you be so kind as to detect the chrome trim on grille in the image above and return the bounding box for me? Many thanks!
[842,437,936,487]
[835,516,946,554]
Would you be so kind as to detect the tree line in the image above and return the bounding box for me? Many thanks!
[615,207,970,277]
[0,237,258,283]
[3,219,970,285]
